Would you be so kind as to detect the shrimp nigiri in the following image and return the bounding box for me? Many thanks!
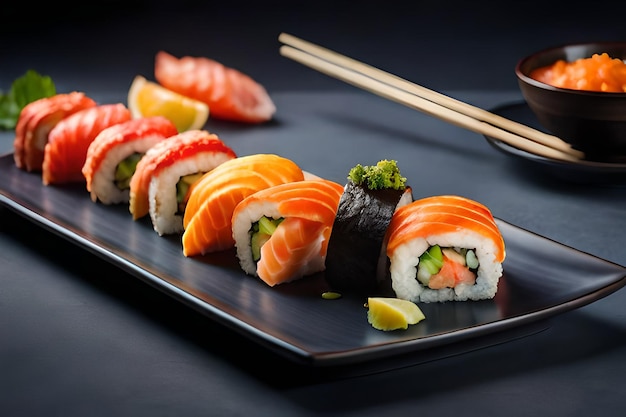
[42,103,131,185]
[13,92,97,172]
[154,51,276,124]
[182,154,305,257]
[231,179,344,287]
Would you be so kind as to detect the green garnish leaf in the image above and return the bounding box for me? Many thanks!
[0,70,56,130]
[347,159,407,190]
[0,95,20,130]
[11,70,56,109]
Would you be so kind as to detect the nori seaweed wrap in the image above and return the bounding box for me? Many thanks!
[324,160,413,295]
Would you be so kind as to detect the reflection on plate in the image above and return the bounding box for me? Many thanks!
[485,102,626,186]
[1,154,625,371]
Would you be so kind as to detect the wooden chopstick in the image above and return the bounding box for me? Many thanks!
[278,33,585,162]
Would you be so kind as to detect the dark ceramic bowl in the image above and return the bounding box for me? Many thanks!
[515,42,626,162]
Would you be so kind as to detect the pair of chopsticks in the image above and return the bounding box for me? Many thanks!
[278,33,584,162]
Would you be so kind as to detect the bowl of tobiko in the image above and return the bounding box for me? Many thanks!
[515,41,626,163]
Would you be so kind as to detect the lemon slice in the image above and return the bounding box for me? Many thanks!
[366,297,425,331]
[127,75,209,132]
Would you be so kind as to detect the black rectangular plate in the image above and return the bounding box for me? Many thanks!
[1,154,625,368]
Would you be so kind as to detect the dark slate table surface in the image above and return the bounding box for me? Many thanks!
[3,2,626,416]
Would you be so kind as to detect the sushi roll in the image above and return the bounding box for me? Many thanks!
[182,154,305,257]
[231,179,344,287]
[324,160,413,295]
[386,195,506,303]
[13,92,97,172]
[128,129,237,235]
[42,103,132,185]
[82,116,178,204]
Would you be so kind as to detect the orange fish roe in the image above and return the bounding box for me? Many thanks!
[530,53,626,92]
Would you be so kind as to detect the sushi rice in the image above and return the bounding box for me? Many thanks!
[85,133,175,204]
[389,229,503,303]
[149,152,233,235]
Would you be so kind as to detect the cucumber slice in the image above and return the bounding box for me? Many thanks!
[114,153,143,190]
[176,173,205,204]
[419,258,440,275]
[251,232,271,261]
[429,244,443,262]
[416,245,445,285]
[250,217,284,261]
[258,216,283,235]
[182,172,204,185]
[176,182,188,203]
[419,245,443,269]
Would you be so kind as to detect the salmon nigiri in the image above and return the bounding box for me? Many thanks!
[154,51,276,124]
[13,92,97,172]
[42,103,131,185]
[82,116,179,204]
[128,129,237,235]
[386,195,506,303]
[231,179,344,287]
[182,154,305,257]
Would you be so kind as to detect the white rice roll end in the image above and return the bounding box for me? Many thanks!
[149,152,233,236]
[390,230,503,303]
[89,136,163,204]
[232,201,282,276]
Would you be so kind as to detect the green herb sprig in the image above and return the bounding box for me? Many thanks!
[0,70,56,130]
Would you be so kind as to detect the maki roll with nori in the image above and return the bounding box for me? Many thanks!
[324,160,413,295]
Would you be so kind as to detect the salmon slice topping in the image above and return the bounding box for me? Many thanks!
[231,179,344,285]
[256,217,330,286]
[154,51,276,123]
[386,195,506,263]
[182,154,305,257]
